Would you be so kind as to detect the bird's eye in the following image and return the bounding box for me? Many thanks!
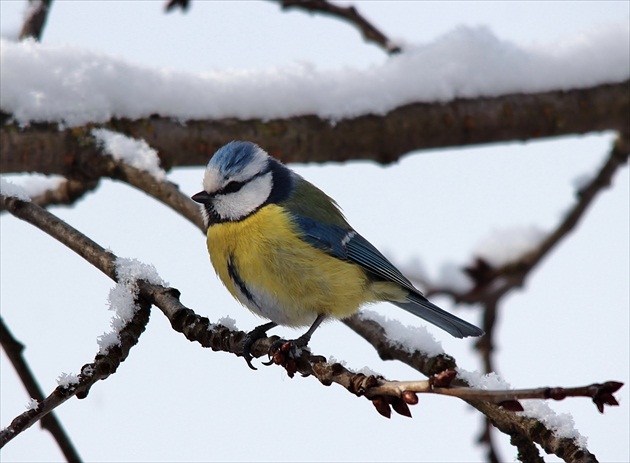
[222,181,245,194]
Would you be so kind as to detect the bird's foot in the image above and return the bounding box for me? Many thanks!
[242,321,277,370]
[263,334,311,378]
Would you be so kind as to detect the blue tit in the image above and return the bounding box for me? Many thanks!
[192,141,483,368]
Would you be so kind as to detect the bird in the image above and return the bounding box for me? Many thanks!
[191,141,483,369]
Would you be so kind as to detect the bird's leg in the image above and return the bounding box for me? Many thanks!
[243,321,277,370]
[264,314,327,372]
[294,313,327,348]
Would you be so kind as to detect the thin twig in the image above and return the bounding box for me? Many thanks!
[19,0,53,41]
[0,301,150,448]
[272,0,401,54]
[366,378,623,409]
[0,196,150,448]
[0,318,81,461]
[439,134,630,305]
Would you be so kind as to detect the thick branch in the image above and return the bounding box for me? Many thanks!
[2,81,628,176]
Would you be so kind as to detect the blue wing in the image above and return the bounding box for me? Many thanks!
[291,214,484,338]
[292,214,416,293]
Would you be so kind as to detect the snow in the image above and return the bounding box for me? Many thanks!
[358,309,444,357]
[0,177,31,201]
[357,365,383,378]
[92,128,166,181]
[458,369,586,446]
[457,368,512,390]
[1,23,628,126]
[216,316,238,331]
[328,356,383,378]
[472,225,547,267]
[521,400,588,449]
[25,398,38,411]
[56,372,79,388]
[18,174,66,197]
[97,257,166,354]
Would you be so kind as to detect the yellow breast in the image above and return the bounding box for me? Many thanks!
[206,204,373,326]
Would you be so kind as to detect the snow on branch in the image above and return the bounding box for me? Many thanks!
[2,81,628,177]
[0,192,623,462]
[1,23,627,126]
[92,128,166,181]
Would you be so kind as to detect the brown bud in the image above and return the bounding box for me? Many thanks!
[392,398,412,418]
[498,400,524,412]
[402,390,418,405]
[432,369,457,388]
[371,396,391,419]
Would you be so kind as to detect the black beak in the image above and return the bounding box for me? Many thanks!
[191,191,210,204]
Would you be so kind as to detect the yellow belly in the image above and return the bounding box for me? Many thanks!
[206,204,374,326]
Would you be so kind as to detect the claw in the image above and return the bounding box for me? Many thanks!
[242,335,258,370]
[242,321,277,370]
[262,338,285,366]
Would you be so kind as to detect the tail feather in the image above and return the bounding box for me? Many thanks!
[392,293,484,338]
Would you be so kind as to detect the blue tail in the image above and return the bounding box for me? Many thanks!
[392,292,484,338]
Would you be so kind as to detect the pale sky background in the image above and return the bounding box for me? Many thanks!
[1,1,629,462]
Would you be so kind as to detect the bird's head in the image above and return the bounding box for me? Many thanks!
[192,141,294,226]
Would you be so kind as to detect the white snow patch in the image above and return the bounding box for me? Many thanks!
[327,355,347,368]
[92,128,165,181]
[458,369,586,446]
[216,316,238,330]
[0,177,31,201]
[56,372,79,388]
[19,174,66,197]
[357,365,382,377]
[25,398,39,411]
[98,257,166,354]
[358,309,444,357]
[328,355,382,377]
[1,23,628,125]
[473,226,547,267]
[457,368,512,390]
[521,400,587,448]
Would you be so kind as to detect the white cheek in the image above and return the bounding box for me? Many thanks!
[213,172,273,221]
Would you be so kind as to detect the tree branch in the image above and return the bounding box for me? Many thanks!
[2,192,622,462]
[0,197,151,448]
[2,81,627,176]
[271,0,401,54]
[0,317,81,461]
[0,298,150,448]
[19,0,53,41]
[426,134,629,308]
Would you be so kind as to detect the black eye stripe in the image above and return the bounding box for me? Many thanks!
[220,164,272,195]
[221,180,245,194]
